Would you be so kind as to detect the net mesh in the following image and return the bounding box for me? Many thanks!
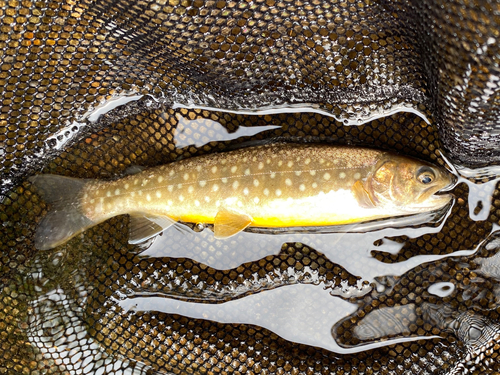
[2,0,500,374]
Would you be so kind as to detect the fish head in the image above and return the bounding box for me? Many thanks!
[368,155,455,212]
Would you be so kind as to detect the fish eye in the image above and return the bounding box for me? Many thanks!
[416,167,435,185]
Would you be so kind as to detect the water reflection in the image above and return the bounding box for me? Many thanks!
[332,229,500,354]
[174,113,280,148]
[119,284,358,353]
[423,305,500,372]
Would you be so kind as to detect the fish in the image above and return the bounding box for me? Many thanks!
[29,143,454,250]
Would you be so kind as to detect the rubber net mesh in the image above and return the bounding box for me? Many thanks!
[2,0,500,374]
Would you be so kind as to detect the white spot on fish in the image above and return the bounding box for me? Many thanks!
[266,158,271,164]
[106,191,112,197]
[237,201,243,207]
[270,172,276,179]
[295,171,302,176]
[90,199,95,204]
[244,168,251,175]
[221,177,228,183]
[134,179,139,185]
[131,191,136,197]
[169,170,175,177]
[354,172,361,180]
[138,191,143,196]
[323,172,331,181]
[204,196,210,202]
[195,200,200,207]
[124,183,130,189]
[310,170,316,176]
[231,166,237,173]
[115,189,120,195]
[243,157,248,162]
[232,181,239,189]
[212,184,219,192]
[167,185,173,193]
[264,188,269,196]
[156,191,161,198]
[258,162,264,170]
[287,161,293,168]
[158,176,164,183]
[211,166,217,173]
[299,184,305,191]
[183,173,189,181]
[243,188,249,195]
[199,180,206,187]
[188,186,194,193]
[196,165,202,172]
[276,189,282,196]
[146,194,151,202]
[254,197,259,204]
[253,179,259,187]
[278,160,283,167]
[312,182,318,188]
[285,178,292,186]
[179,195,184,202]
[305,158,311,165]
[167,199,173,206]
[319,159,325,164]
[177,184,182,189]
[339,172,346,179]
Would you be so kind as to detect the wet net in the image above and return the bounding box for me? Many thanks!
[2,0,500,374]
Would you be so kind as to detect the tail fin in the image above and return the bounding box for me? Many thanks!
[29,174,96,250]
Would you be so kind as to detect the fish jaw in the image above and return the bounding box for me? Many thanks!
[428,193,453,209]
[408,192,453,213]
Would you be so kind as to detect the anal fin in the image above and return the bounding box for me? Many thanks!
[352,180,376,209]
[129,214,177,244]
[214,208,252,239]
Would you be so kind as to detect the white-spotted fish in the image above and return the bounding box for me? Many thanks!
[29,143,454,250]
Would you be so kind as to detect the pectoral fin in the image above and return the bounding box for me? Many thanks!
[352,180,376,209]
[214,208,252,238]
[129,214,177,244]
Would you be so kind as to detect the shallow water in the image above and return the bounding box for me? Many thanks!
[3,104,500,374]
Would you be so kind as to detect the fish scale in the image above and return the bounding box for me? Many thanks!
[30,143,453,250]
[83,144,382,225]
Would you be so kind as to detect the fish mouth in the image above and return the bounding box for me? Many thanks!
[428,192,454,208]
[417,184,454,210]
